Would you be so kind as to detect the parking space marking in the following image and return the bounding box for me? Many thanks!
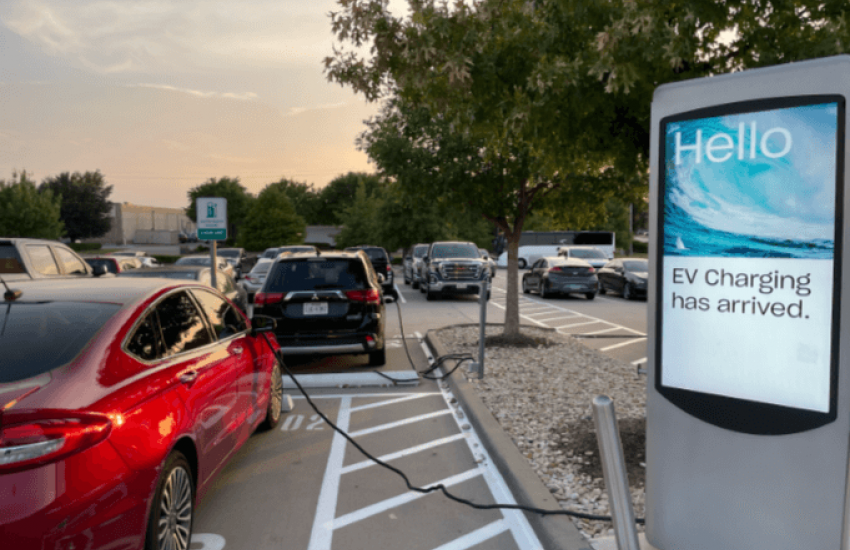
[582,327,621,335]
[600,338,647,352]
[341,433,470,474]
[532,314,581,323]
[555,320,603,330]
[394,283,407,303]
[350,393,436,413]
[348,410,454,438]
[292,393,435,399]
[308,396,353,550]
[631,357,647,365]
[332,469,485,530]
[431,520,510,550]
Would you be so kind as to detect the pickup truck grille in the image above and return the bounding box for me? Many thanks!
[440,263,481,280]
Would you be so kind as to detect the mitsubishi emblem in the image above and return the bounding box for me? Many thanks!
[312,293,319,301]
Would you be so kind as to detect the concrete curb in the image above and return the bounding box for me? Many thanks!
[425,326,594,550]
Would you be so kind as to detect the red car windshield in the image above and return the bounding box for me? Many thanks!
[0,302,120,383]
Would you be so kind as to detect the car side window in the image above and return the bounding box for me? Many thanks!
[156,291,214,357]
[192,288,247,339]
[26,245,60,275]
[54,247,88,275]
[126,313,161,361]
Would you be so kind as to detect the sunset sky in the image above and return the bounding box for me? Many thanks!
[0,0,384,208]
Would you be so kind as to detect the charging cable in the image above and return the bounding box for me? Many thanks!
[259,328,645,525]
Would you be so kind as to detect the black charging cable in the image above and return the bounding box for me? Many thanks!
[259,327,646,526]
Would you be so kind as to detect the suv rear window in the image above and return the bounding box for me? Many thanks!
[431,244,479,259]
[265,259,367,292]
[0,245,26,274]
[0,302,120,383]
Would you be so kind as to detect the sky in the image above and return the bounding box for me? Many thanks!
[0,0,383,208]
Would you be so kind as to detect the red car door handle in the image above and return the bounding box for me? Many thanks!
[179,371,198,384]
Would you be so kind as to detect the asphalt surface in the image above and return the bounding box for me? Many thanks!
[189,266,648,550]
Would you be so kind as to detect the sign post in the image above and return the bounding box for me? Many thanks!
[196,197,227,290]
[647,56,848,550]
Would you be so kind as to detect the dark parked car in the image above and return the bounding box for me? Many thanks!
[345,245,395,297]
[597,258,648,300]
[0,278,283,549]
[253,250,386,365]
[420,241,489,301]
[522,256,598,299]
[260,245,319,260]
[83,255,143,274]
[404,243,429,288]
[0,237,110,281]
[118,266,249,312]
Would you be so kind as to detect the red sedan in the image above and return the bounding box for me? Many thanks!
[0,278,284,549]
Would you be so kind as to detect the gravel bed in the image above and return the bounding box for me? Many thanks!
[435,324,647,542]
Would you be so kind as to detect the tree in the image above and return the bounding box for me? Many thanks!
[39,171,112,241]
[315,172,384,226]
[265,178,324,225]
[186,177,254,244]
[326,2,637,336]
[238,185,306,252]
[334,180,382,249]
[0,171,64,239]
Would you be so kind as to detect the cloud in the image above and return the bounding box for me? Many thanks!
[1,0,342,74]
[287,102,347,116]
[131,83,258,101]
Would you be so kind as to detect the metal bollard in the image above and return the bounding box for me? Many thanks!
[592,395,641,550]
[468,278,488,379]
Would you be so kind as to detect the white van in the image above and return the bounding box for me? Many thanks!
[496,245,562,269]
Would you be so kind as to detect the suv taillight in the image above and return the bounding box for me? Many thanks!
[386,265,391,272]
[254,292,284,306]
[549,266,563,272]
[346,289,380,305]
[0,411,112,473]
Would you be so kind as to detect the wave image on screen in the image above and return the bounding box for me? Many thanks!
[663,102,838,259]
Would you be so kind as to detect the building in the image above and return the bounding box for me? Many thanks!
[84,202,196,245]
[304,225,342,247]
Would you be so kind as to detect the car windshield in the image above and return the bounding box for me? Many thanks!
[119,271,200,280]
[566,249,606,259]
[85,258,119,273]
[413,246,428,258]
[0,302,121,383]
[0,245,26,274]
[265,259,367,292]
[431,244,479,259]
[250,262,273,275]
[624,260,648,272]
[175,257,209,266]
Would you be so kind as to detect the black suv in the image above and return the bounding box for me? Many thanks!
[344,245,394,297]
[421,241,490,301]
[253,250,386,365]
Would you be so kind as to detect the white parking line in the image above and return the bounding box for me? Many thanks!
[350,393,434,413]
[307,396,352,550]
[631,357,648,365]
[348,410,453,438]
[555,320,604,329]
[583,327,621,335]
[600,338,647,352]
[341,433,469,474]
[393,283,407,303]
[532,314,581,323]
[430,520,510,550]
[331,469,484,530]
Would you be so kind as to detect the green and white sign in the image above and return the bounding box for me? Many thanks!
[196,197,227,241]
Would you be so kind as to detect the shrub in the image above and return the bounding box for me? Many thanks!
[69,243,103,252]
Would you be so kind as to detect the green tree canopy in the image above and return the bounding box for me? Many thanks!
[238,185,306,252]
[39,171,112,241]
[265,178,323,225]
[315,172,383,226]
[0,171,64,239]
[186,177,255,243]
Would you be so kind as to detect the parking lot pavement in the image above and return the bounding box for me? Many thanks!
[191,338,547,550]
[488,274,648,367]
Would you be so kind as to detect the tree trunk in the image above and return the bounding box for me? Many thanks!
[503,237,520,337]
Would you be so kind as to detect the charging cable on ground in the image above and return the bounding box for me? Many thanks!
[259,292,646,525]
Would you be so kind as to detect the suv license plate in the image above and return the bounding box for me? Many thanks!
[455,283,468,289]
[303,303,329,315]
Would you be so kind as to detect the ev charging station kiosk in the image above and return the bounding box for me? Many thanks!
[647,56,850,549]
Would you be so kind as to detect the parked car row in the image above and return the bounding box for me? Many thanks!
[521,255,648,300]
[401,241,490,301]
